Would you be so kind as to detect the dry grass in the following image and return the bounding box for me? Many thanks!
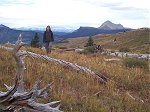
[0,47,150,112]
[55,29,150,54]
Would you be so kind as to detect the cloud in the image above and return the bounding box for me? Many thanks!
[0,0,33,6]
[0,0,149,28]
[79,0,150,9]
[83,0,149,27]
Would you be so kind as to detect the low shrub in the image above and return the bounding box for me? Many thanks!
[81,46,96,54]
[123,58,149,69]
[110,50,115,53]
[119,47,130,52]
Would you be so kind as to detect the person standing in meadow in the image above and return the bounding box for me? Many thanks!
[43,25,54,54]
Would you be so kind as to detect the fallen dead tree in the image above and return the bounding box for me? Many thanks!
[104,58,121,62]
[0,46,108,84]
[102,50,150,60]
[0,38,62,112]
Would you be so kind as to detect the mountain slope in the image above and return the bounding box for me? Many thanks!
[61,21,131,38]
[0,24,43,44]
[0,24,10,29]
[55,29,150,53]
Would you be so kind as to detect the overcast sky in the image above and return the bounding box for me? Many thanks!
[0,0,149,29]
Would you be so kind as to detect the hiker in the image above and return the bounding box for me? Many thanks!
[43,25,54,54]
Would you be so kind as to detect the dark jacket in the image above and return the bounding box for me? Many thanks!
[43,31,54,43]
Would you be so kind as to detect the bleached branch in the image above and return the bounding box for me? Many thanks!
[0,37,62,112]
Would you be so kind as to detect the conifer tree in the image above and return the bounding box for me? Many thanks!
[31,32,40,47]
[85,36,94,47]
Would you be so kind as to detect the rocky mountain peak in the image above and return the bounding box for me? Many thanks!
[99,20,124,30]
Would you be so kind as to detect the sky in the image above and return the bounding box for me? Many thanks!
[0,0,149,29]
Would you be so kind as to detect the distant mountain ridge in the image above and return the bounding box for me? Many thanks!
[0,24,43,44]
[0,21,132,44]
[61,21,131,38]
[61,27,131,38]
[0,24,10,29]
[14,26,75,33]
[0,24,68,44]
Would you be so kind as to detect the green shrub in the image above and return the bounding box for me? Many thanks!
[123,58,149,69]
[119,47,130,52]
[142,51,150,54]
[31,32,40,48]
[80,46,96,54]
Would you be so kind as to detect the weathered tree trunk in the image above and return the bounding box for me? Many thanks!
[0,46,108,84]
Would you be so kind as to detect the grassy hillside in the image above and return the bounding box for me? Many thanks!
[55,29,150,53]
[0,46,150,112]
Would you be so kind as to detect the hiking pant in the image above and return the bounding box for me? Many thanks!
[45,42,52,54]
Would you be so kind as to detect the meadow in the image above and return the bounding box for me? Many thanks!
[0,46,150,112]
